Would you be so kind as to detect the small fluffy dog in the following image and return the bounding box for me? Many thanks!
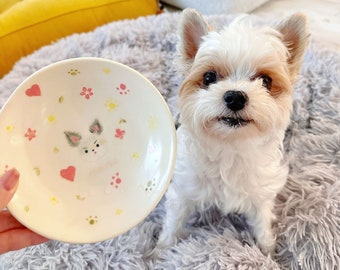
[156,9,309,255]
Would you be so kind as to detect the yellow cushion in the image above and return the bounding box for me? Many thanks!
[0,0,159,78]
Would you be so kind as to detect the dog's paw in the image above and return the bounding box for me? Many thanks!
[146,247,162,261]
[258,235,276,257]
[147,242,170,262]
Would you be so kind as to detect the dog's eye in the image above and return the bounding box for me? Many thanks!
[260,74,272,90]
[203,71,217,86]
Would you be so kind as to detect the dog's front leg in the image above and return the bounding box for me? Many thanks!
[157,193,194,249]
[150,180,196,261]
[246,202,276,255]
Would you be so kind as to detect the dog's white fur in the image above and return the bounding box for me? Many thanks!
[156,9,309,255]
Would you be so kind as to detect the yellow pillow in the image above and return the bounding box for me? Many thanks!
[0,0,159,78]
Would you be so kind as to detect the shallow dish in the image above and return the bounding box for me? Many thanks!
[0,58,176,243]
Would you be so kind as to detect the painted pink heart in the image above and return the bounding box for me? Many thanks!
[60,166,76,182]
[25,84,41,97]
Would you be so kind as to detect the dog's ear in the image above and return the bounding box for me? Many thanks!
[177,9,210,68]
[276,13,309,80]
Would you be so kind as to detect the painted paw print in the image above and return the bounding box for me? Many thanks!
[110,172,122,188]
[145,179,156,192]
[68,69,80,75]
[116,83,130,95]
[86,216,98,225]
[105,173,123,194]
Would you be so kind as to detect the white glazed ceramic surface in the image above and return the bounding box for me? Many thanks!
[0,58,176,243]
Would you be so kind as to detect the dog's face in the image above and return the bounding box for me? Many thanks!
[177,10,309,141]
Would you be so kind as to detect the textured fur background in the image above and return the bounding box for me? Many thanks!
[0,12,339,270]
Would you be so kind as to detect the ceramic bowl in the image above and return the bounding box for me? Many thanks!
[0,58,176,243]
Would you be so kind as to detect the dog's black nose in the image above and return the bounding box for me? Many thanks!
[223,90,248,111]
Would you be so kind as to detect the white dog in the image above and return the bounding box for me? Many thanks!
[156,9,309,255]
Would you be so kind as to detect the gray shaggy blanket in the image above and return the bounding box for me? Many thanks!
[0,12,339,270]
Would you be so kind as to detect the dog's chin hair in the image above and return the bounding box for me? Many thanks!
[206,121,266,142]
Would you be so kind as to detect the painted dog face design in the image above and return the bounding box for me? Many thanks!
[64,119,107,162]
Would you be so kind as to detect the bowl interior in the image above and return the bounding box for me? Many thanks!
[0,58,176,243]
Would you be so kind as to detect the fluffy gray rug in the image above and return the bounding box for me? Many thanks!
[0,12,339,270]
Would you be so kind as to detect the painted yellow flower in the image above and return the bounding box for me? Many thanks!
[47,115,55,123]
[131,152,139,159]
[115,209,123,216]
[149,116,158,129]
[103,68,111,74]
[5,125,14,132]
[24,205,30,213]
[104,99,118,112]
[50,196,59,205]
